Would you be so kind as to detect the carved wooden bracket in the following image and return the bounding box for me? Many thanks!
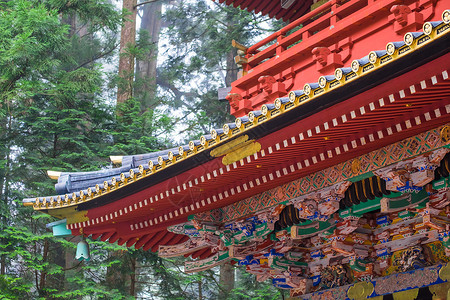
[388,3,432,34]
[226,92,252,117]
[313,38,353,74]
[258,75,277,93]
[312,47,331,66]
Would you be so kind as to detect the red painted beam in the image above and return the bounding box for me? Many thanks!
[134,233,154,250]
[108,232,120,244]
[199,249,213,259]
[151,233,176,252]
[126,237,138,247]
[142,230,167,251]
[100,231,115,242]
[90,233,102,240]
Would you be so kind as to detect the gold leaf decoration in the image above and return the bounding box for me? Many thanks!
[439,263,450,281]
[210,135,249,157]
[347,281,374,299]
[222,142,261,165]
[392,288,419,300]
[351,159,361,174]
[429,281,450,299]
[48,206,88,224]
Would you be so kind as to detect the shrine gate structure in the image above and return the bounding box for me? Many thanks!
[24,0,450,298]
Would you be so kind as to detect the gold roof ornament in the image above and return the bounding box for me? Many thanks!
[109,156,123,164]
[47,170,62,180]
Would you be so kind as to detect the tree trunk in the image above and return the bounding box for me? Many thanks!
[105,251,130,294]
[129,255,136,296]
[225,48,238,87]
[135,1,162,112]
[198,279,203,300]
[117,0,138,104]
[219,263,235,299]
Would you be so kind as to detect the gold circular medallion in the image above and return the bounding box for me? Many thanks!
[235,118,242,128]
[335,68,343,80]
[274,98,281,110]
[351,159,361,174]
[423,22,432,35]
[261,105,268,116]
[368,51,378,64]
[211,129,217,139]
[351,60,360,72]
[386,42,395,55]
[248,112,255,122]
[404,33,414,46]
[200,136,207,146]
[303,83,311,95]
[223,124,230,134]
[440,125,450,143]
[288,91,296,102]
[442,9,449,24]
[318,76,327,88]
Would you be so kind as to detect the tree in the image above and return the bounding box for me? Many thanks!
[159,0,283,137]
[0,0,127,298]
[135,1,163,112]
[117,0,138,104]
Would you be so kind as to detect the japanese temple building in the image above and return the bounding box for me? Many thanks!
[24,0,450,298]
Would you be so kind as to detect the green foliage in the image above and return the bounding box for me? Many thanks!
[0,0,67,101]
[0,0,128,299]
[229,268,283,300]
[159,1,283,139]
[109,97,173,155]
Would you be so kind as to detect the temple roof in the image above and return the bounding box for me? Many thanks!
[214,0,315,22]
[23,16,450,252]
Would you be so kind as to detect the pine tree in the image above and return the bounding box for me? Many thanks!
[0,0,128,298]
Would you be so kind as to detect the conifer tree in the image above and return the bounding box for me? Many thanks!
[0,0,127,298]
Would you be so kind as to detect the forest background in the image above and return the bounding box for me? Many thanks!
[0,0,288,298]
